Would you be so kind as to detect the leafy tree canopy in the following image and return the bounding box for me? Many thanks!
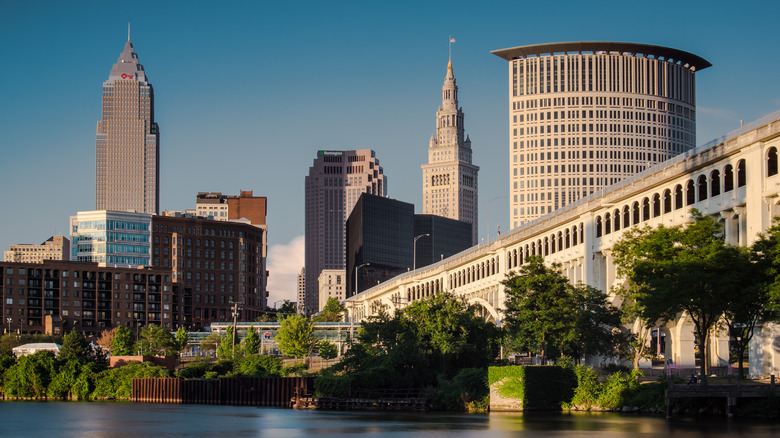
[275,314,316,358]
[137,325,177,357]
[313,297,346,322]
[611,209,755,377]
[110,325,136,356]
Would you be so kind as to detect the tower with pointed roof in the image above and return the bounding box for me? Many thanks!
[421,58,479,244]
[96,38,159,214]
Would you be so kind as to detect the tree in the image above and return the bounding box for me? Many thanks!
[612,210,752,378]
[217,326,235,359]
[503,256,578,362]
[319,340,338,360]
[200,333,221,355]
[242,326,261,356]
[3,351,58,398]
[59,329,92,363]
[175,327,189,353]
[313,297,345,322]
[565,284,627,361]
[137,325,177,357]
[96,328,115,351]
[725,222,780,378]
[277,300,298,317]
[275,314,316,358]
[110,325,136,356]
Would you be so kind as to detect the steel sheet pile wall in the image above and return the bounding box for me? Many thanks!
[132,377,313,407]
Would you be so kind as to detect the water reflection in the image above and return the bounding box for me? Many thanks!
[0,402,778,438]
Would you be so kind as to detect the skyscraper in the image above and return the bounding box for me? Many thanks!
[492,42,710,228]
[96,38,160,214]
[304,149,386,314]
[421,59,479,244]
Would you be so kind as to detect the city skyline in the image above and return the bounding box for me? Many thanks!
[2,1,780,304]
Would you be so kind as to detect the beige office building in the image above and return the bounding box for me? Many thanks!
[4,236,70,263]
[318,269,345,312]
[492,42,711,228]
[304,149,386,314]
[422,59,479,244]
[96,38,160,214]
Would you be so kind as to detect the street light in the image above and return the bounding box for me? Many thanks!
[354,263,371,297]
[6,317,11,335]
[487,195,507,244]
[413,234,430,270]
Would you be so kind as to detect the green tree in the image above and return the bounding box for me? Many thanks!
[275,314,316,358]
[217,327,235,359]
[175,327,189,352]
[612,210,752,377]
[313,297,345,322]
[200,333,221,355]
[92,361,170,399]
[59,328,91,363]
[727,222,780,378]
[318,340,338,360]
[242,326,261,356]
[3,351,58,398]
[277,300,298,318]
[328,293,502,395]
[503,256,623,363]
[137,324,177,357]
[503,256,578,362]
[110,325,136,356]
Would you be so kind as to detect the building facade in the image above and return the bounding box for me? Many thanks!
[96,38,160,214]
[150,214,267,328]
[492,42,711,228]
[187,191,268,225]
[421,59,479,243]
[304,149,386,314]
[413,215,472,269]
[5,236,70,263]
[297,267,306,314]
[346,193,413,297]
[70,210,152,267]
[318,269,345,312]
[1,260,174,335]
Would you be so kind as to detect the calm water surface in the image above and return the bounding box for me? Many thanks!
[0,402,777,437]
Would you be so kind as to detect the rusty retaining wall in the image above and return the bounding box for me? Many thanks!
[131,377,313,407]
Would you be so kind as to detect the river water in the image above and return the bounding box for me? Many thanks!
[1,402,777,437]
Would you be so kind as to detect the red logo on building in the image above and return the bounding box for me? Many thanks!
[120,73,134,79]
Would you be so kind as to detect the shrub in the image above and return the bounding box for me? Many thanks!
[564,364,602,410]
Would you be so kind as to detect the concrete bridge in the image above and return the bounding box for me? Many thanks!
[345,110,780,377]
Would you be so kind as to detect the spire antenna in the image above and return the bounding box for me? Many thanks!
[127,22,131,41]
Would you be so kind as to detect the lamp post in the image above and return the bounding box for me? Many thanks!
[487,195,507,243]
[6,317,11,335]
[354,263,370,297]
[413,233,430,270]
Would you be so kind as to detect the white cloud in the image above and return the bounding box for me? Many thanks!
[266,235,305,307]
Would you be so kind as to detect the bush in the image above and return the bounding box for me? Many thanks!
[597,370,641,410]
[429,368,488,410]
[281,361,308,377]
[231,354,282,377]
[93,362,170,399]
[564,364,602,410]
[314,371,352,397]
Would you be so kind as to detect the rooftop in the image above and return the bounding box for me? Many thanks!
[491,41,711,71]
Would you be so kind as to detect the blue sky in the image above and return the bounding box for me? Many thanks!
[1,0,779,303]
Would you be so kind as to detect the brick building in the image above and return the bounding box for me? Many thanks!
[1,260,173,336]
[151,214,267,327]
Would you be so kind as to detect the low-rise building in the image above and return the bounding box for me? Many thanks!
[4,236,70,263]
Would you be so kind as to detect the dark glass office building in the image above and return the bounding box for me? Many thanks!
[413,214,473,268]
[346,194,474,298]
[346,194,414,297]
